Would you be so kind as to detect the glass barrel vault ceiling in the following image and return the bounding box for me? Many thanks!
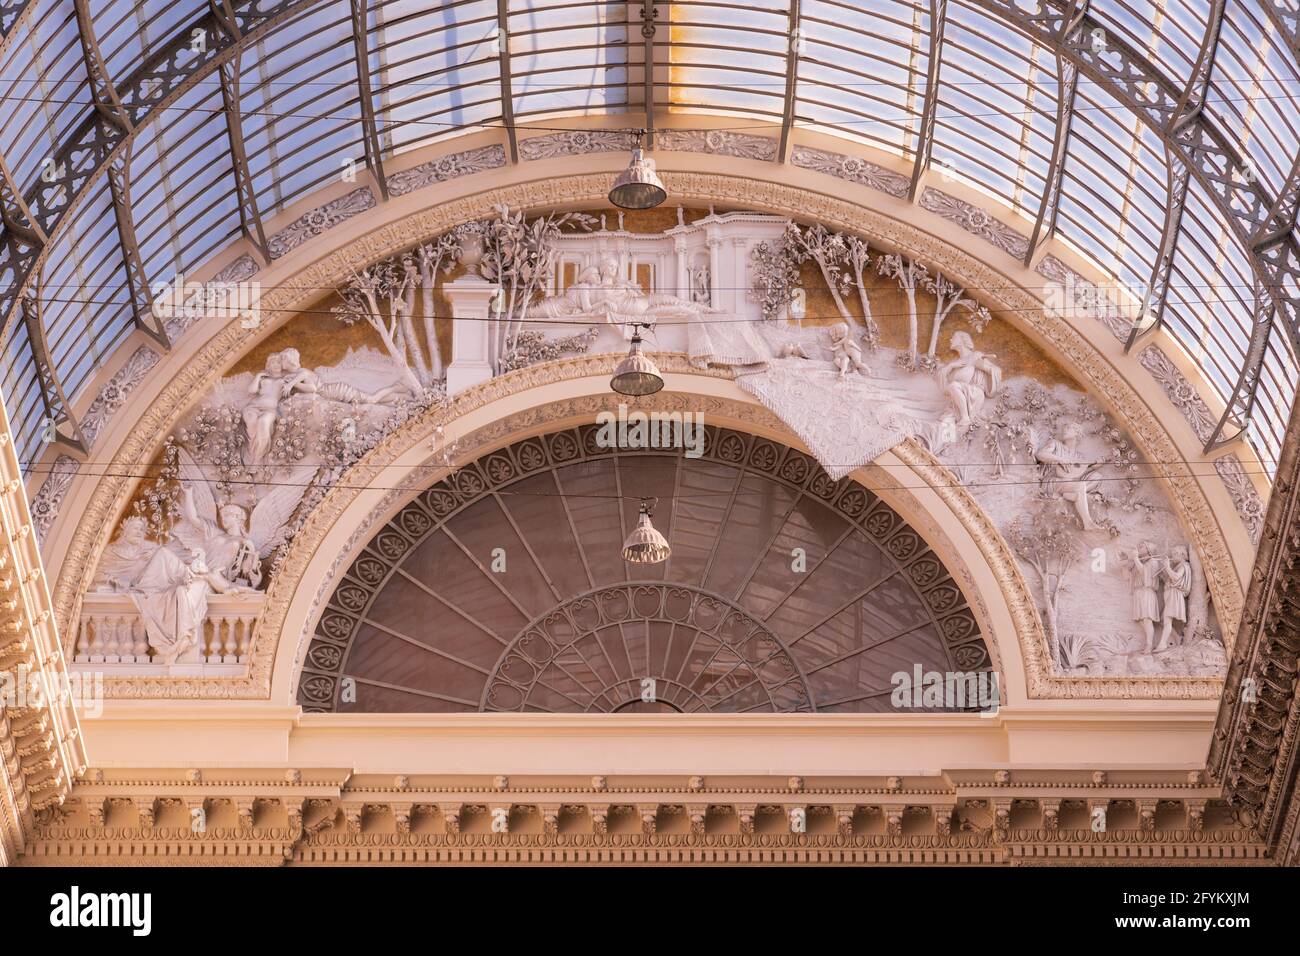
[0,0,1295,479]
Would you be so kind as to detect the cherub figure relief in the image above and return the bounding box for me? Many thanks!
[828,322,869,378]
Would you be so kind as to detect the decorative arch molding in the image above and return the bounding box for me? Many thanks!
[34,129,1269,566]
[45,170,1243,702]
[296,423,994,715]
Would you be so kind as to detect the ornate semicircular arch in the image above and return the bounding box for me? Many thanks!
[298,423,991,714]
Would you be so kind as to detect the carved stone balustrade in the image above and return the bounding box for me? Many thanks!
[74,591,265,675]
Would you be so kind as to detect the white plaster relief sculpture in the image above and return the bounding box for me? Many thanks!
[88,206,614,656]
[1213,454,1265,544]
[1036,255,1131,342]
[789,145,910,198]
[828,322,869,377]
[83,203,1227,683]
[519,130,635,160]
[92,515,253,665]
[531,255,707,326]
[938,331,1000,429]
[519,129,778,163]
[1036,256,1258,546]
[163,255,259,342]
[386,144,506,197]
[670,213,1224,679]
[1033,422,1100,530]
[84,341,444,665]
[268,187,377,259]
[656,129,777,161]
[951,378,1223,678]
[80,346,160,449]
[919,188,1030,260]
[34,348,158,547]
[1138,344,1216,443]
[32,455,79,544]
[53,174,1239,702]
[173,447,306,588]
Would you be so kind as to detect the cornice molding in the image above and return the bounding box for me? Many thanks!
[1211,391,1300,864]
[21,769,1267,866]
[0,408,86,860]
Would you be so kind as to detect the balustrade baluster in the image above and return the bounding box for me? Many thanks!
[88,614,105,663]
[237,616,253,662]
[76,618,93,662]
[205,619,220,664]
[219,616,233,663]
[132,617,148,663]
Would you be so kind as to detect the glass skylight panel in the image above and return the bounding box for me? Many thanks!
[1256,338,1298,469]
[0,34,47,184]
[241,22,360,216]
[795,3,918,154]
[2,11,88,190]
[42,193,121,366]
[1054,80,1164,282]
[668,1,788,117]
[378,0,504,152]
[0,321,44,471]
[1207,6,1300,200]
[508,1,629,118]
[932,34,1051,203]
[42,189,124,379]
[130,88,230,253]
[1089,0,1206,90]
[1163,181,1256,402]
[93,0,150,82]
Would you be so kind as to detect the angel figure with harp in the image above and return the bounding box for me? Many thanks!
[173,448,307,588]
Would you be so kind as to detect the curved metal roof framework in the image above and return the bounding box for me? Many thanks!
[0,0,1296,475]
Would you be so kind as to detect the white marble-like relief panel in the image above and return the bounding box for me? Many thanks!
[84,208,1225,679]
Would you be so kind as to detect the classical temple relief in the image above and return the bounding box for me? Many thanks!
[82,206,1224,682]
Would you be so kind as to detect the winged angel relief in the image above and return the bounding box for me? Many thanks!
[91,448,304,664]
[171,449,304,589]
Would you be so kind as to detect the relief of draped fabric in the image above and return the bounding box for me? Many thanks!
[129,549,210,665]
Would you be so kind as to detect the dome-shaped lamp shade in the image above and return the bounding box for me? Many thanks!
[609,146,667,210]
[610,330,664,396]
[622,501,671,564]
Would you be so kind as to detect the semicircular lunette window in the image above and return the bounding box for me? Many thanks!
[298,425,991,714]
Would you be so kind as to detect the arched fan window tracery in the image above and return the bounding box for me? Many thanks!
[299,424,991,714]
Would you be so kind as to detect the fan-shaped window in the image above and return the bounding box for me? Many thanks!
[299,425,991,714]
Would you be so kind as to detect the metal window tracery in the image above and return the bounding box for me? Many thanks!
[298,424,991,714]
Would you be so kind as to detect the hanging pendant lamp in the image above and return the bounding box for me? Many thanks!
[609,129,667,210]
[622,498,671,564]
[610,324,664,396]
